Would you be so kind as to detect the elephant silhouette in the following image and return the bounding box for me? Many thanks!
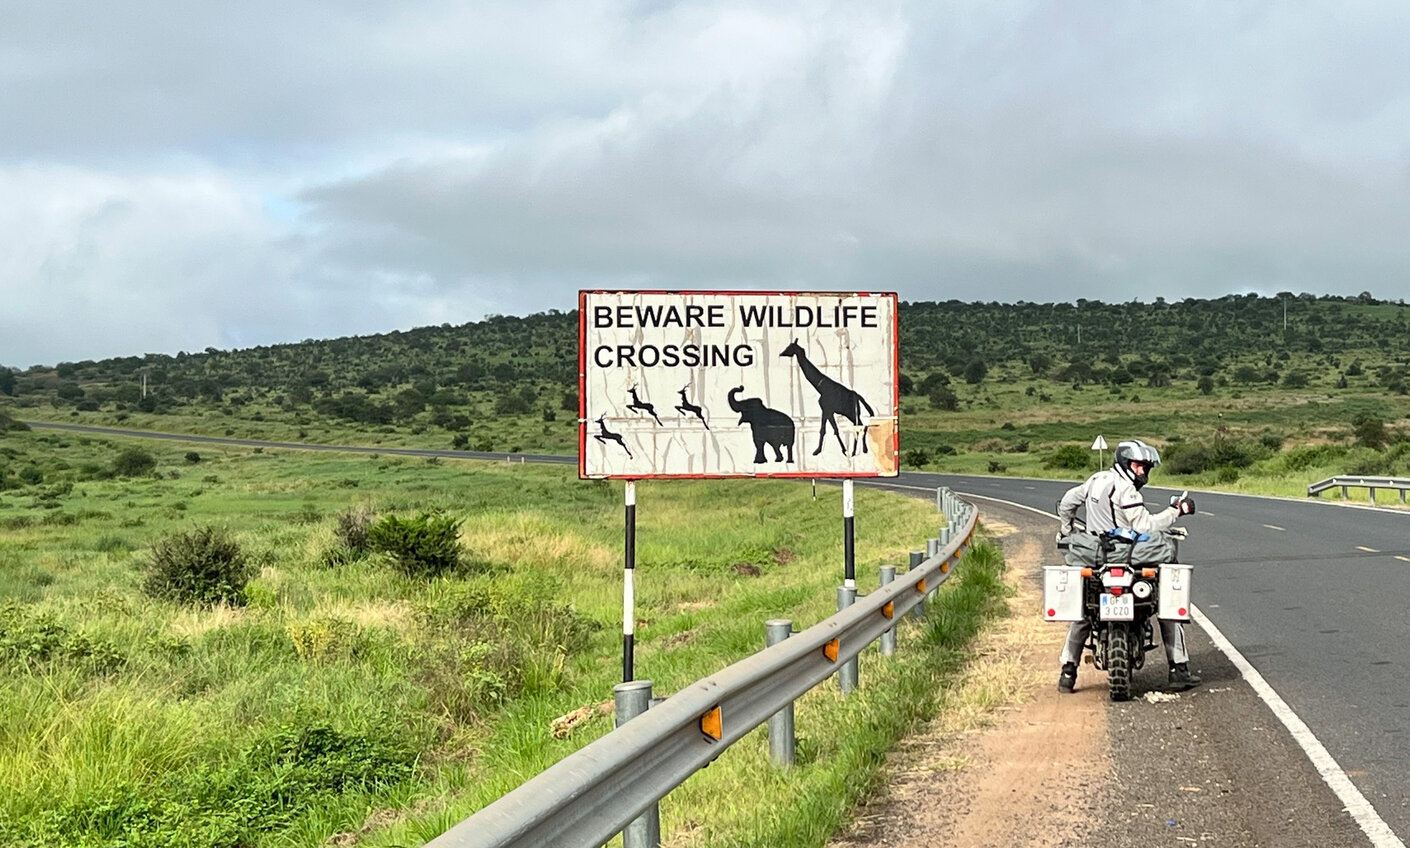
[728,386,795,464]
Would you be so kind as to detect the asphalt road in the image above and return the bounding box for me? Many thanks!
[885,471,1410,844]
[21,421,1410,841]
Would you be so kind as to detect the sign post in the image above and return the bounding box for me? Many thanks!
[580,291,900,681]
[623,480,637,683]
[1091,434,1108,471]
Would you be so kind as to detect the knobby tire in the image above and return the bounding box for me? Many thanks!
[1108,624,1132,702]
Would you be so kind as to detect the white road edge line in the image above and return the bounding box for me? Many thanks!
[1357,546,1379,553]
[927,486,1406,848]
[1191,607,1405,848]
[1396,556,1410,564]
[1264,524,1286,531]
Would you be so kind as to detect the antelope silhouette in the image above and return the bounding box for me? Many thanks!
[780,338,874,456]
[673,385,709,430]
[626,385,663,425]
[593,414,632,458]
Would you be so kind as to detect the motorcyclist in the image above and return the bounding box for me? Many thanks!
[1055,439,1199,693]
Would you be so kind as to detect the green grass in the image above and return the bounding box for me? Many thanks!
[0,428,1010,848]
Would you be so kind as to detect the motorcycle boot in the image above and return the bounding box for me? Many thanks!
[1058,662,1078,693]
[1168,663,1202,691]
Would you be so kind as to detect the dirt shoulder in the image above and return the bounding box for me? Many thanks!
[829,500,1374,848]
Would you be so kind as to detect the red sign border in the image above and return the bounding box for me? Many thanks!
[578,289,901,480]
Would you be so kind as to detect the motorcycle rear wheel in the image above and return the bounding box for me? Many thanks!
[1108,624,1132,702]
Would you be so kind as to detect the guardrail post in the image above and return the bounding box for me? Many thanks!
[909,550,923,569]
[926,537,940,559]
[1370,487,1377,504]
[879,567,897,656]
[1342,484,1349,499]
[765,619,796,766]
[614,680,661,848]
[1402,489,1407,504]
[837,586,858,694]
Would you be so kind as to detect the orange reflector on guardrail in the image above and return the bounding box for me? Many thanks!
[916,578,927,594]
[700,706,722,741]
[823,638,839,662]
[882,601,894,619]
[940,561,950,574]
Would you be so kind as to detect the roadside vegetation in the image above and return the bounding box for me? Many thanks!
[5,293,1410,502]
[0,427,1009,847]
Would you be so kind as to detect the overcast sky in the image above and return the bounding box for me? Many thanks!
[5,1,1410,367]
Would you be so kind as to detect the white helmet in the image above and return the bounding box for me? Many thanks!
[1114,439,1161,489]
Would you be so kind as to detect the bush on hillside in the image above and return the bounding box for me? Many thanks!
[1352,412,1388,449]
[112,447,157,477]
[143,526,254,606]
[1043,444,1091,471]
[368,512,464,578]
[1163,438,1268,476]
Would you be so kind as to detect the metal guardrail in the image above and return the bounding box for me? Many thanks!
[425,490,981,848]
[1307,475,1410,504]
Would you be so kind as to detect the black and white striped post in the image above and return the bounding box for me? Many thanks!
[843,478,856,589]
[623,480,638,683]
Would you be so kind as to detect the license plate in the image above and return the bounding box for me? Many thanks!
[1100,593,1134,621]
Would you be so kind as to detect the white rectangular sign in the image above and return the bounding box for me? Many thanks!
[579,290,899,479]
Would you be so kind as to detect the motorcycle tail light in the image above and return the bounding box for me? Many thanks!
[1109,567,1125,578]
[1110,587,1123,596]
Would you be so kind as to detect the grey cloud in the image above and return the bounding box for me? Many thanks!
[6,2,1410,366]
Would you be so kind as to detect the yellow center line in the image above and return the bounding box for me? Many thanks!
[1263,524,1285,531]
[1356,546,1379,553]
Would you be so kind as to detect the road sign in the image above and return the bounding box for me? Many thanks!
[579,291,899,479]
[1091,435,1108,451]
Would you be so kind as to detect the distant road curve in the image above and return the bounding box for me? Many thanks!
[20,420,577,466]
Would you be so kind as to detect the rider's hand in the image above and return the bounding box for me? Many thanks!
[1170,494,1196,516]
[1058,522,1073,537]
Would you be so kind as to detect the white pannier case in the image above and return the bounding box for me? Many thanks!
[1158,563,1193,621]
[1042,566,1085,622]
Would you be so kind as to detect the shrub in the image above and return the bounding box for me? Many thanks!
[335,506,376,553]
[184,451,201,464]
[143,526,254,606]
[412,584,596,724]
[928,384,959,411]
[1352,412,1388,449]
[987,460,1007,473]
[368,511,464,577]
[287,615,363,662]
[902,448,930,468]
[112,447,157,477]
[0,603,125,674]
[1043,444,1091,470]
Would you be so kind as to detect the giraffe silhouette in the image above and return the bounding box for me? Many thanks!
[673,385,709,430]
[626,385,663,425]
[780,338,875,456]
[593,414,632,458]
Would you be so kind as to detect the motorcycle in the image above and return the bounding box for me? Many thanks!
[1045,523,1192,701]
